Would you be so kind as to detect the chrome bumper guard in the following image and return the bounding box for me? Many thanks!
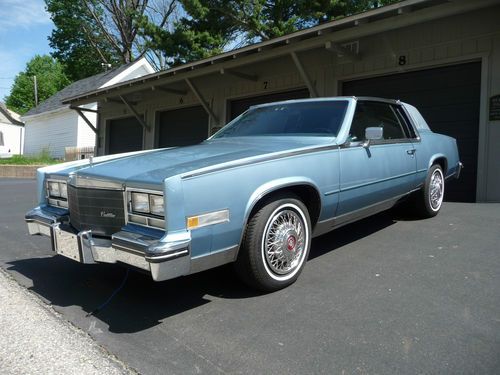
[25,207,190,281]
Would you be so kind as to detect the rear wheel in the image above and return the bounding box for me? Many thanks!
[235,195,311,292]
[416,164,445,218]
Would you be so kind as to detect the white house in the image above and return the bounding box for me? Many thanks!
[0,102,24,158]
[22,58,155,159]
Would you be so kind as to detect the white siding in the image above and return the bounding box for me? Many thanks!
[23,109,78,158]
[0,123,24,155]
[76,104,97,148]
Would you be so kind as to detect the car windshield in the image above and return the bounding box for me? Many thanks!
[213,100,349,138]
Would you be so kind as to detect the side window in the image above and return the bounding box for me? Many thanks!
[0,131,4,146]
[349,101,407,142]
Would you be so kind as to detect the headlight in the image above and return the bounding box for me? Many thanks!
[46,180,68,208]
[60,183,68,199]
[149,194,164,216]
[48,181,61,197]
[128,190,165,229]
[131,192,149,213]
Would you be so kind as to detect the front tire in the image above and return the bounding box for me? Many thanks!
[235,195,311,292]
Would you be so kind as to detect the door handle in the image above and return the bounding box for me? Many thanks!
[406,149,416,155]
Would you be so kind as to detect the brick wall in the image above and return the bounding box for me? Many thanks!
[0,165,44,179]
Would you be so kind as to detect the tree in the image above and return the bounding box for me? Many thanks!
[141,0,400,66]
[4,55,70,115]
[46,0,178,75]
[47,0,121,81]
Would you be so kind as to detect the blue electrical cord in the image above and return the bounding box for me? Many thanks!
[86,268,129,317]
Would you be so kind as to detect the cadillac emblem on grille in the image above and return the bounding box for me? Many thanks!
[68,185,125,237]
[100,211,116,218]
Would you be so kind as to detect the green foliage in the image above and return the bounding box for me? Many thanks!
[4,55,70,115]
[0,148,59,165]
[46,0,121,81]
[140,0,400,66]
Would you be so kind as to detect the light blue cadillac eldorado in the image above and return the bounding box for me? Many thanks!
[25,97,462,291]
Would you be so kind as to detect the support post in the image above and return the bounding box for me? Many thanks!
[73,108,97,134]
[69,105,98,114]
[290,51,318,98]
[119,95,149,131]
[185,78,219,124]
[220,68,258,82]
[152,86,187,96]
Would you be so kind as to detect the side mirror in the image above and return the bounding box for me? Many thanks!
[362,127,383,148]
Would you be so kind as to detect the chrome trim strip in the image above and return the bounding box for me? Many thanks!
[146,249,189,263]
[190,245,239,274]
[69,175,124,190]
[312,192,410,237]
[340,171,416,192]
[187,209,230,230]
[324,189,340,196]
[181,144,339,179]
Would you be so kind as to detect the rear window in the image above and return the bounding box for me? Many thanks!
[213,101,349,138]
[404,104,431,131]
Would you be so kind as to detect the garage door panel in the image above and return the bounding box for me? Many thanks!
[158,106,208,148]
[343,62,480,202]
[107,117,143,155]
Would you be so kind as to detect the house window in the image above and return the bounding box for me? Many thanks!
[0,131,4,146]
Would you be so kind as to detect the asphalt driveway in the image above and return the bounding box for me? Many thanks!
[0,178,499,374]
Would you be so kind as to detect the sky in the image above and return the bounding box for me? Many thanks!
[0,0,54,103]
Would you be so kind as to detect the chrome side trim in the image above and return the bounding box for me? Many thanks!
[190,245,239,274]
[312,193,409,237]
[147,249,189,263]
[181,144,339,179]
[339,170,416,192]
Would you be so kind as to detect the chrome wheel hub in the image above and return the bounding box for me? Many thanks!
[264,209,305,275]
[430,169,444,210]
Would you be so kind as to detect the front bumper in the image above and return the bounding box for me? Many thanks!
[25,207,191,281]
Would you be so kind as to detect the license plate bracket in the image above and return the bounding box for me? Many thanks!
[52,224,83,262]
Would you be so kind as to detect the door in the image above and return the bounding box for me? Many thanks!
[157,106,208,147]
[107,117,143,155]
[342,62,481,202]
[337,101,417,219]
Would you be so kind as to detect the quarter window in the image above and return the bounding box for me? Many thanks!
[349,101,407,142]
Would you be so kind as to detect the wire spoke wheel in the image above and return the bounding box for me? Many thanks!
[235,195,311,292]
[429,168,444,211]
[263,209,305,275]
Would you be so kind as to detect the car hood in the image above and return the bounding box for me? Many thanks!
[67,136,335,187]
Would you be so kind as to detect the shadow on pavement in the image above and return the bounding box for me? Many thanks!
[6,211,396,334]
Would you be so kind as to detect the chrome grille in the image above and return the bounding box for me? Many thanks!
[68,185,125,237]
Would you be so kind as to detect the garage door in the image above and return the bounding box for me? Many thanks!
[107,116,143,155]
[342,62,481,202]
[157,106,208,147]
[229,88,310,121]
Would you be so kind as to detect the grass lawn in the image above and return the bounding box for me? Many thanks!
[0,154,60,165]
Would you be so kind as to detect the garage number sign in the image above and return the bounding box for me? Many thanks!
[490,94,500,121]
